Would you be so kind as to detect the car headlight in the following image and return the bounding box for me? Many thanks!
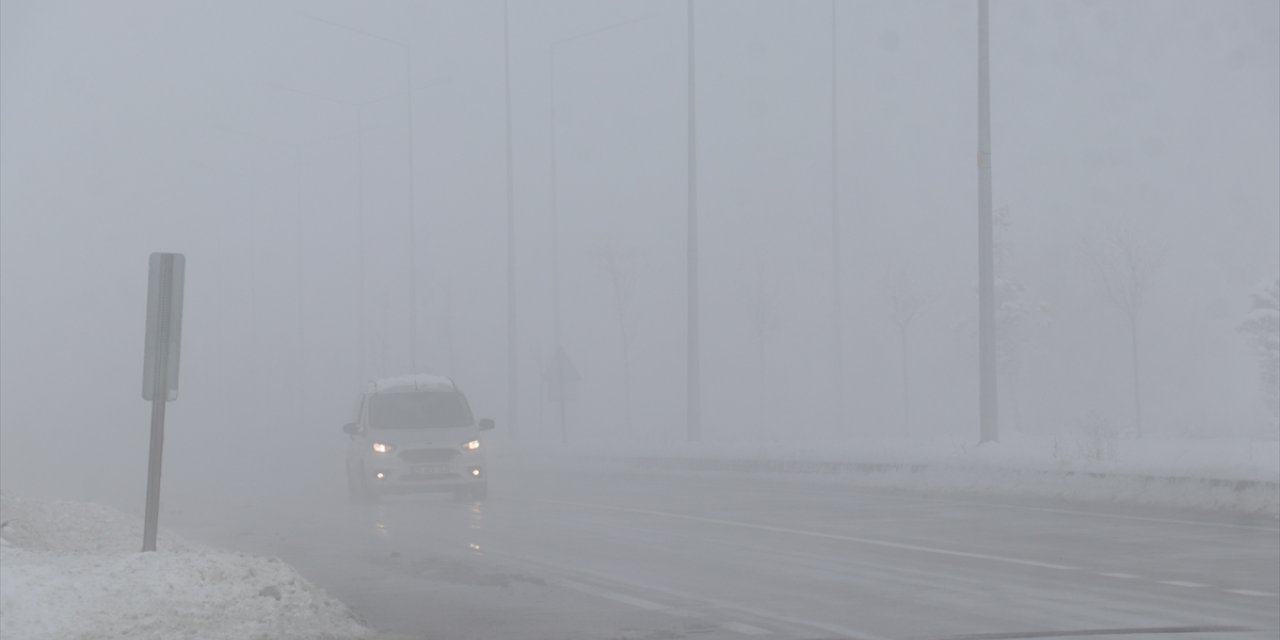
[463,439,480,451]
[372,442,395,454]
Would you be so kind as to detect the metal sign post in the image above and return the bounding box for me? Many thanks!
[141,253,185,552]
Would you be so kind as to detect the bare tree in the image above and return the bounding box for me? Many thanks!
[593,241,640,432]
[994,207,1049,433]
[1239,276,1279,432]
[996,276,1030,432]
[883,270,922,437]
[747,255,782,436]
[1083,228,1161,437]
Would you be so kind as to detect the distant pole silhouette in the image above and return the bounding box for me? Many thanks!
[549,53,566,443]
[357,138,367,382]
[503,0,520,438]
[406,47,420,374]
[686,0,701,442]
[547,15,649,443]
[977,0,999,444]
[830,0,844,435]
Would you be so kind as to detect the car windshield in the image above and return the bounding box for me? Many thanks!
[368,392,472,429]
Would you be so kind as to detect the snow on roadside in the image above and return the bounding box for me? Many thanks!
[521,433,1280,482]
[0,494,375,640]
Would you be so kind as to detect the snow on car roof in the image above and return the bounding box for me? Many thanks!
[365,374,457,394]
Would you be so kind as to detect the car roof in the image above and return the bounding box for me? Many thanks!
[365,374,457,395]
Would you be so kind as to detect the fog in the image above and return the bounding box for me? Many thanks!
[2,0,1277,507]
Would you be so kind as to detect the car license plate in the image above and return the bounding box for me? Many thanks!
[412,463,452,475]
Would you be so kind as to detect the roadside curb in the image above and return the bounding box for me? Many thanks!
[504,451,1280,516]
[619,455,1280,493]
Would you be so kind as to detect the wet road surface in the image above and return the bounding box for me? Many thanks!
[168,463,1280,640]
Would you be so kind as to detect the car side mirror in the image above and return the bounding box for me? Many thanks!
[478,418,495,431]
[343,422,360,436]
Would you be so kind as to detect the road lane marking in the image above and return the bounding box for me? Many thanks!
[486,547,894,640]
[906,497,1280,533]
[539,495,1280,612]
[556,578,669,611]
[929,625,1255,639]
[539,499,1080,572]
[721,621,771,635]
[1226,589,1278,597]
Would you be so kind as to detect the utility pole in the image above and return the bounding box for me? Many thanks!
[357,137,367,382]
[295,151,305,442]
[504,0,520,438]
[295,14,422,376]
[686,0,701,442]
[406,48,420,374]
[830,0,844,435]
[977,0,999,444]
[549,47,567,443]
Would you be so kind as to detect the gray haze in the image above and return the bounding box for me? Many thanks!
[2,0,1278,505]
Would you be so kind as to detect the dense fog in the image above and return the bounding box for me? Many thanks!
[2,0,1277,508]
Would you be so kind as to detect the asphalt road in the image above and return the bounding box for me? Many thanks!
[170,463,1280,640]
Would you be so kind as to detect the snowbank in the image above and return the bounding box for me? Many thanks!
[519,433,1280,481]
[507,434,1280,515]
[0,495,374,640]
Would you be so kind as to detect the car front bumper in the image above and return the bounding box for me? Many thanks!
[361,446,486,493]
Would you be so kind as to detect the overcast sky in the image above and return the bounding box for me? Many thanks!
[2,0,1277,505]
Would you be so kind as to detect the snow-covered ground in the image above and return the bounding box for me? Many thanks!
[507,433,1280,515]
[0,494,375,640]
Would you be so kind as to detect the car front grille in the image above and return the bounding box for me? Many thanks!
[399,448,458,464]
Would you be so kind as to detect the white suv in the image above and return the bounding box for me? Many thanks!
[343,375,494,502]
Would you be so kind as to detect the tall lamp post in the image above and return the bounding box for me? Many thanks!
[977,0,998,444]
[829,0,844,435]
[301,15,422,373]
[503,0,520,438]
[686,0,701,443]
[547,14,651,444]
